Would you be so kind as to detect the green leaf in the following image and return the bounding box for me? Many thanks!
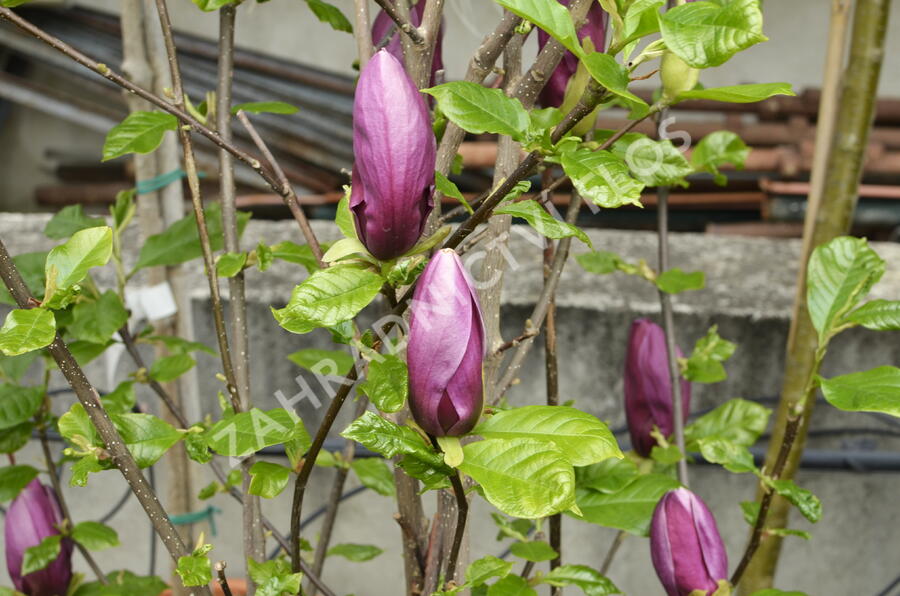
[72,521,120,551]
[359,354,408,413]
[69,291,128,345]
[72,570,168,596]
[397,455,452,491]
[341,412,446,469]
[248,461,292,499]
[487,575,537,596]
[770,479,822,523]
[807,236,885,343]
[69,454,104,487]
[1,0,36,6]
[844,299,900,331]
[575,458,639,494]
[0,422,33,454]
[459,438,576,519]
[678,82,795,103]
[683,325,736,383]
[248,558,303,596]
[184,428,212,464]
[561,149,644,208]
[59,403,100,445]
[191,0,235,11]
[135,203,250,270]
[496,200,592,247]
[767,527,811,540]
[509,540,557,562]
[271,241,324,274]
[691,131,750,186]
[350,458,396,497]
[474,405,622,466]
[466,555,513,587]
[659,0,766,68]
[111,412,183,467]
[0,384,43,430]
[44,205,105,240]
[335,191,358,241]
[273,265,383,334]
[435,172,473,215]
[494,0,582,55]
[618,0,664,51]
[44,227,113,304]
[148,354,196,383]
[0,252,48,306]
[326,543,383,562]
[0,465,39,501]
[322,238,369,263]
[749,589,807,596]
[145,335,216,356]
[304,0,353,33]
[176,549,212,587]
[697,437,756,473]
[103,111,178,161]
[255,241,274,272]
[617,136,692,187]
[655,268,705,294]
[685,398,770,448]
[22,534,62,576]
[820,366,900,417]
[287,348,354,376]
[0,309,56,356]
[69,340,113,367]
[111,189,137,233]
[216,252,247,277]
[576,250,628,275]
[581,52,650,118]
[0,350,40,383]
[542,564,620,596]
[573,473,680,536]
[207,408,302,457]
[231,101,299,115]
[423,82,530,140]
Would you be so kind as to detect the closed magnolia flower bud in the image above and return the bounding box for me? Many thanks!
[408,249,485,436]
[351,49,436,261]
[650,488,728,596]
[624,318,691,457]
[5,480,73,596]
[537,0,608,108]
[371,1,444,86]
[660,51,699,103]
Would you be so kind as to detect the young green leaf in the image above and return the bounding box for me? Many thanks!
[71,521,120,551]
[216,252,248,277]
[103,111,178,161]
[272,265,383,334]
[176,547,212,587]
[677,82,795,103]
[69,291,128,345]
[573,473,680,536]
[231,101,299,115]
[844,299,900,331]
[0,423,33,455]
[0,465,39,501]
[435,171,473,215]
[576,250,629,276]
[0,252,47,306]
[807,236,885,343]
[44,205,105,240]
[495,200,592,247]
[207,408,301,457]
[509,540,557,562]
[341,412,446,469]
[350,458,396,497]
[0,308,56,356]
[304,0,353,33]
[248,558,303,596]
[770,479,822,523]
[474,405,622,466]
[691,131,750,186]
[148,354,196,383]
[423,82,530,140]
[684,398,770,448]
[111,412,183,467]
[617,136,692,187]
[191,0,235,11]
[465,555,513,587]
[248,461,292,499]
[655,268,705,294]
[820,366,900,417]
[575,458,639,495]
[659,0,766,68]
[326,543,383,562]
[459,438,576,519]
[22,534,62,576]
[44,227,113,304]
[561,149,644,208]
[0,384,44,431]
[581,52,650,118]
[683,326,736,383]
[697,437,756,473]
[494,0,583,56]
[287,348,354,376]
[542,564,620,596]
[358,354,408,413]
[486,574,537,595]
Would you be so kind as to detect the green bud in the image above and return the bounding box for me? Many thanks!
[660,50,700,103]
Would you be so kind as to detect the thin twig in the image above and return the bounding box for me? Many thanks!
[214,562,234,596]
[0,7,323,257]
[599,530,626,575]
[38,425,107,583]
[352,0,373,67]
[655,109,689,487]
[119,325,189,428]
[372,0,424,44]
[0,237,210,596]
[235,110,324,267]
[443,472,469,587]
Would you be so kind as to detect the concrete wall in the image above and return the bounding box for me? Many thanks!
[1,213,900,595]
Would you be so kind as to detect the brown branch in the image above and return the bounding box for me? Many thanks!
[214,561,234,596]
[235,110,325,267]
[372,0,425,45]
[0,7,323,258]
[37,425,107,583]
[443,471,469,588]
[352,0,374,67]
[0,237,210,596]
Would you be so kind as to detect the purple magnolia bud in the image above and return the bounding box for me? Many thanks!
[537,0,608,107]
[624,318,691,457]
[5,479,73,596]
[351,49,436,261]
[408,249,485,436]
[650,488,728,596]
[371,1,444,86]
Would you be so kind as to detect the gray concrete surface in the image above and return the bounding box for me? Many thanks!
[0,213,899,595]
